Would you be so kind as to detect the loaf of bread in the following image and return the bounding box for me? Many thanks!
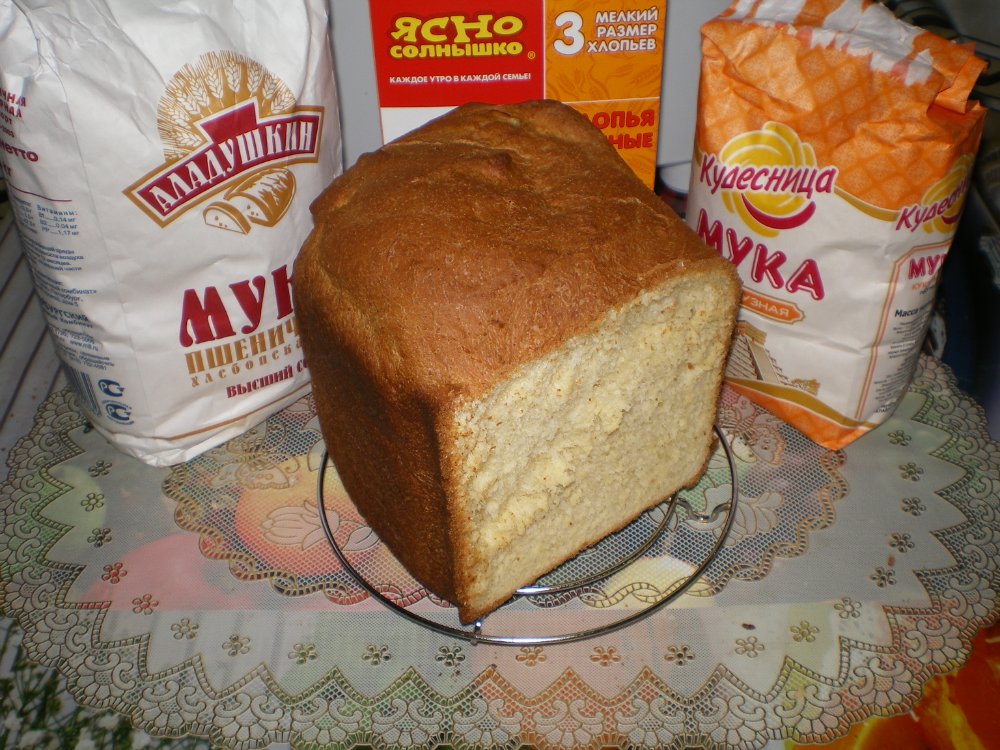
[293,100,740,624]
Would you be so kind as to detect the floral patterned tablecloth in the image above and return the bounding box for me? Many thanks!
[1,355,998,749]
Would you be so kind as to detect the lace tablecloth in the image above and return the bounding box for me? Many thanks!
[1,355,998,749]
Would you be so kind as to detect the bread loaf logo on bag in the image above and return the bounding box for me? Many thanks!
[125,51,324,233]
[697,122,837,238]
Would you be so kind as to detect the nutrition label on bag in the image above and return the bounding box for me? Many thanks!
[367,0,665,186]
[2,92,106,372]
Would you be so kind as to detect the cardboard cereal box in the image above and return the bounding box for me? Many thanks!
[366,1,666,187]
[687,0,986,449]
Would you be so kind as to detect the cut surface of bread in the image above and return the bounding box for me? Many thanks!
[293,99,741,624]
[449,272,736,617]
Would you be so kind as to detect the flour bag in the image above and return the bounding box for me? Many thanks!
[0,1,342,465]
[687,0,986,449]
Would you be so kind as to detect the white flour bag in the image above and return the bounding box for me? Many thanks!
[0,0,342,465]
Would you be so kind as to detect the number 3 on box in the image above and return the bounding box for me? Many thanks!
[553,11,584,55]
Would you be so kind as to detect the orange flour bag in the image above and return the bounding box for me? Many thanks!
[686,0,986,449]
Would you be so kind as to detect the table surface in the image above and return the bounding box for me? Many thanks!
[3,189,1000,749]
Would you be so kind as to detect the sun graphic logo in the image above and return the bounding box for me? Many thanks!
[895,154,973,235]
[698,122,837,237]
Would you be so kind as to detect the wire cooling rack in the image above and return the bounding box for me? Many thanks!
[318,426,739,646]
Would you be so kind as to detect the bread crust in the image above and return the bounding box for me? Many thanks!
[294,100,740,621]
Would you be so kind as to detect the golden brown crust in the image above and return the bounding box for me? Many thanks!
[294,100,739,619]
[301,100,730,403]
